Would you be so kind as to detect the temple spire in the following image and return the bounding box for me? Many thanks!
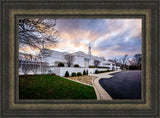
[88,42,92,55]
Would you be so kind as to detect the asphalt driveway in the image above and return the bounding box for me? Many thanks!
[99,71,141,99]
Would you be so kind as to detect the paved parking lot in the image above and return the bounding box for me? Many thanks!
[99,71,141,99]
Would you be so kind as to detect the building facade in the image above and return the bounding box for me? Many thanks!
[19,44,120,75]
[44,46,117,70]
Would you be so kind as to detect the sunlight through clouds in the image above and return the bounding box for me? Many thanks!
[51,19,142,59]
[21,19,142,59]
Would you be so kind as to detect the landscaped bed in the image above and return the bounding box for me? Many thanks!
[19,74,97,99]
[68,75,96,86]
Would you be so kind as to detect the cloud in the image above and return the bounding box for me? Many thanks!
[21,19,142,59]
[92,19,142,58]
[54,19,142,58]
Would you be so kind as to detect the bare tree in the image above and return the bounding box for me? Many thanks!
[31,59,40,74]
[38,48,53,58]
[64,54,75,67]
[19,19,61,74]
[21,59,31,75]
[129,54,141,70]
[108,58,120,66]
[108,58,121,70]
[128,59,134,65]
[133,54,141,65]
[42,62,49,73]
[19,19,60,51]
[19,59,22,69]
[121,54,128,69]
[94,60,100,68]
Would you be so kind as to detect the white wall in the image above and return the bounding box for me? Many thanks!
[19,66,120,76]
[89,59,94,66]
[51,67,114,77]
[52,67,86,76]
[74,56,85,67]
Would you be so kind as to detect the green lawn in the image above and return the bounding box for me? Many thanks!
[19,74,97,99]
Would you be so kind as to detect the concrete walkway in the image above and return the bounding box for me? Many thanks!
[90,70,122,100]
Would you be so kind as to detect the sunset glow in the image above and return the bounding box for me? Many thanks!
[20,19,142,59]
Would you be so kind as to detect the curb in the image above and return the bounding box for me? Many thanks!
[91,70,122,100]
[92,77,112,100]
[91,77,101,100]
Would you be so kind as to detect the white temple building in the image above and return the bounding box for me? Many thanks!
[44,43,116,69]
[19,43,120,76]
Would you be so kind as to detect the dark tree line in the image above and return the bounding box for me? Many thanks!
[108,54,141,70]
[128,54,141,70]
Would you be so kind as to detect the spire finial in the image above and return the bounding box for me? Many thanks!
[88,42,91,55]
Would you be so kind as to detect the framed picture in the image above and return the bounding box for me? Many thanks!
[0,0,159,117]
[18,18,142,100]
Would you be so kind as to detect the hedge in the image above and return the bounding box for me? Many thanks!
[89,66,95,68]
[77,72,82,76]
[86,70,88,75]
[71,72,77,77]
[65,71,69,77]
[74,64,80,67]
[58,63,64,67]
[83,70,86,75]
[95,70,113,74]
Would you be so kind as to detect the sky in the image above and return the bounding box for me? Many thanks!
[19,19,142,60]
[49,19,142,60]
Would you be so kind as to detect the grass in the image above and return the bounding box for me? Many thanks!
[19,74,97,99]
